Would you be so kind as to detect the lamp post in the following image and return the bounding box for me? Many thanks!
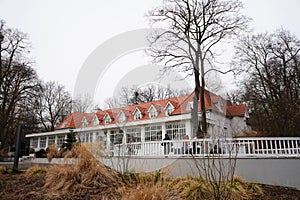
[13,126,32,170]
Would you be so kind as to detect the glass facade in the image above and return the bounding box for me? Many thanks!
[166,122,186,140]
[126,127,141,143]
[145,125,162,141]
[39,137,46,148]
[48,136,56,146]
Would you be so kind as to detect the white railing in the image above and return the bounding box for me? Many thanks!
[111,137,300,158]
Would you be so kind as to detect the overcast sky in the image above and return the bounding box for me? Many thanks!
[1,0,300,107]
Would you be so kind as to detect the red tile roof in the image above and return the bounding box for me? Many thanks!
[56,91,247,130]
[226,104,247,117]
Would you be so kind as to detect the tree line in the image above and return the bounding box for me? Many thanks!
[0,20,96,152]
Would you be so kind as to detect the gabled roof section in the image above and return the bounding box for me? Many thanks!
[227,104,247,117]
[56,112,95,130]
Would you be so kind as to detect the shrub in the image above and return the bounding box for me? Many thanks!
[29,148,35,154]
[35,149,46,158]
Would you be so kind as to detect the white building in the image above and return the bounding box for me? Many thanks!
[26,91,250,153]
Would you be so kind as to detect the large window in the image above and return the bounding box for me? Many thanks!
[39,137,47,148]
[96,132,107,147]
[31,138,38,148]
[85,132,93,143]
[166,122,186,140]
[145,125,162,141]
[126,127,141,143]
[48,136,56,146]
[110,130,124,146]
[57,135,65,147]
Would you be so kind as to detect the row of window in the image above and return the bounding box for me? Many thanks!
[31,122,186,149]
[31,135,65,149]
[109,122,186,146]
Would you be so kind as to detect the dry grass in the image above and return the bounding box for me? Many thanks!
[229,176,263,199]
[169,177,213,199]
[120,171,178,200]
[43,144,122,197]
[168,176,263,200]
[46,144,59,162]
[25,165,47,177]
[121,182,172,200]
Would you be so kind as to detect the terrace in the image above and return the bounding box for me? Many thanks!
[111,137,300,158]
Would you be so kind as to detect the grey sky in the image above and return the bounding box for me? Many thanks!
[0,0,299,107]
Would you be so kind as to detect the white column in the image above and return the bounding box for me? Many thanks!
[46,136,49,148]
[106,130,110,150]
[141,126,145,142]
[162,122,166,139]
[123,128,126,144]
[185,120,191,138]
[37,137,40,149]
[105,130,110,150]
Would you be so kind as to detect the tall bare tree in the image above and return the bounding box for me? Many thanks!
[104,84,191,109]
[36,81,72,131]
[147,0,249,136]
[234,29,300,136]
[0,20,40,150]
[72,93,94,112]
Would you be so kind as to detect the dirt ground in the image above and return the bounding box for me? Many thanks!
[1,173,300,200]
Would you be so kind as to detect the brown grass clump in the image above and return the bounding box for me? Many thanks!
[121,182,172,200]
[25,165,47,177]
[168,176,263,200]
[46,144,59,162]
[120,171,178,200]
[229,176,263,199]
[170,177,213,199]
[43,144,122,196]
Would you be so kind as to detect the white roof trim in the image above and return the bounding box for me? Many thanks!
[164,101,174,110]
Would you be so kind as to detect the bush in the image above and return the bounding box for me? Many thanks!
[29,148,35,154]
[35,149,46,158]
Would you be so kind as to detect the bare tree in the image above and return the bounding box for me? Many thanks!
[233,29,300,136]
[36,81,72,131]
[104,84,191,108]
[0,20,40,150]
[147,0,249,136]
[72,93,94,113]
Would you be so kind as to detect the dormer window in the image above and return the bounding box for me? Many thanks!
[118,111,125,122]
[82,117,88,127]
[133,108,142,120]
[164,102,174,116]
[104,113,111,124]
[93,115,99,126]
[148,105,158,118]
